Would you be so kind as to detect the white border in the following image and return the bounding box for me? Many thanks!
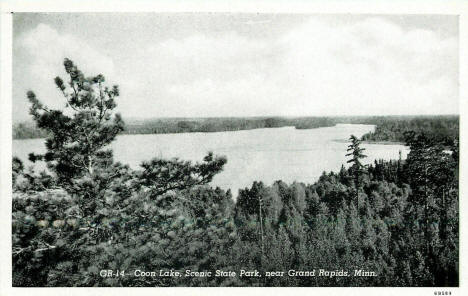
[1,1,467,295]
[0,9,13,293]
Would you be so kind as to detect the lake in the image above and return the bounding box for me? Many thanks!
[12,124,409,194]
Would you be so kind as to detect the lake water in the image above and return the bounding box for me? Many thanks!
[13,124,409,194]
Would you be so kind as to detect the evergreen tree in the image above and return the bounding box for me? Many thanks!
[14,59,229,287]
[27,58,124,187]
[403,131,458,285]
[346,135,367,210]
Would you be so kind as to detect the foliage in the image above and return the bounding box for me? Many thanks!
[27,58,124,185]
[13,59,230,286]
[346,135,367,209]
[136,153,227,197]
[361,115,459,145]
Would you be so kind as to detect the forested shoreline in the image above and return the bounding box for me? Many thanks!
[13,115,458,145]
[360,116,459,145]
[12,59,459,287]
[13,117,336,139]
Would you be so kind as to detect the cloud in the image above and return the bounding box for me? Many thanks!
[127,16,457,117]
[16,23,115,111]
[112,30,285,117]
[15,17,458,121]
[272,17,458,115]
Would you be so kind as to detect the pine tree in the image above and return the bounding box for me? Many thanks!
[346,135,367,210]
[404,131,458,285]
[27,58,124,187]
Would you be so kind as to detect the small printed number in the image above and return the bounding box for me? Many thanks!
[434,291,451,295]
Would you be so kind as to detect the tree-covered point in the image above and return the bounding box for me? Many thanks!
[360,115,459,145]
[104,116,338,135]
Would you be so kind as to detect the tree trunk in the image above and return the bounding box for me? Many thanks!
[424,165,429,255]
[259,196,264,256]
[355,171,359,212]
[88,157,94,175]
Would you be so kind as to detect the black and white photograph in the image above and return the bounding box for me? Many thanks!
[0,1,466,294]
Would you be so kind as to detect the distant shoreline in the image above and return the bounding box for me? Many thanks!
[13,124,329,140]
[333,139,406,146]
[362,140,406,146]
[13,115,458,144]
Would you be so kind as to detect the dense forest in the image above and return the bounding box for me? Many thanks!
[13,121,48,139]
[360,116,459,145]
[12,59,459,287]
[123,116,337,134]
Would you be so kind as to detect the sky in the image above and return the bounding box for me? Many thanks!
[12,13,459,122]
